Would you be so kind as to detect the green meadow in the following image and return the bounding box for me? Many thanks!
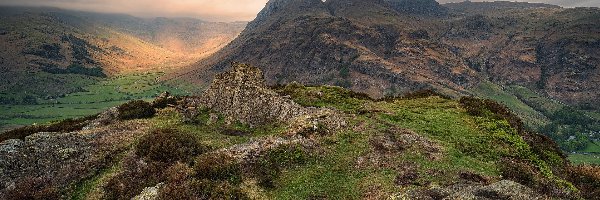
[0,72,189,132]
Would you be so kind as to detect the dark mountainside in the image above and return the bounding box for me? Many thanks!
[174,0,600,155]
[1,63,599,199]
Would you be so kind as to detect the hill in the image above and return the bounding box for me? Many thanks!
[1,63,598,199]
[0,7,246,131]
[173,0,600,156]
[0,6,246,104]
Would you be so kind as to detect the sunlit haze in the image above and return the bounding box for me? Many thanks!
[0,0,598,21]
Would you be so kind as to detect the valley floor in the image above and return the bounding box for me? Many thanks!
[0,72,189,132]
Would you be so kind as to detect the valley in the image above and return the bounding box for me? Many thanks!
[0,72,190,132]
[0,6,246,130]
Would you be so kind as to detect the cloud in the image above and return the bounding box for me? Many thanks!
[0,0,598,21]
[0,0,270,21]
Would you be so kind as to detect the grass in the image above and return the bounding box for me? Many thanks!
[583,142,600,153]
[70,157,123,200]
[0,72,189,131]
[471,81,550,129]
[569,154,600,165]
[150,108,287,150]
[269,129,374,199]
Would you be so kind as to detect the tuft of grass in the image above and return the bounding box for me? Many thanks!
[273,84,371,113]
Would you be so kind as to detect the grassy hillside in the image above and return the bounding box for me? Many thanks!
[5,81,599,199]
[471,81,600,164]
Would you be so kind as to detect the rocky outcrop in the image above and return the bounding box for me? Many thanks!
[0,121,149,199]
[83,107,119,130]
[198,63,309,126]
[401,180,543,199]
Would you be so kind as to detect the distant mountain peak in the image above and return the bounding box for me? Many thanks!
[249,0,330,29]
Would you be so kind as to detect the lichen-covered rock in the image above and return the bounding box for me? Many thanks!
[0,121,149,199]
[397,180,545,200]
[132,183,163,200]
[83,107,119,130]
[215,135,314,163]
[198,63,309,127]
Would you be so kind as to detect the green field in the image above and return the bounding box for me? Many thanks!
[0,72,189,132]
[568,141,600,165]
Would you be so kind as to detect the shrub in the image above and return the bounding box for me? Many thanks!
[4,176,61,200]
[159,179,247,200]
[566,165,600,199]
[460,96,528,136]
[117,100,156,120]
[102,155,166,200]
[499,158,538,187]
[249,144,308,188]
[136,128,205,163]
[193,152,241,183]
[0,115,97,142]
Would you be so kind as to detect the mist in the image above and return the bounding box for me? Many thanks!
[0,0,598,21]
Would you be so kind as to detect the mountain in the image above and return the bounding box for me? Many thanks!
[1,64,598,199]
[0,6,246,104]
[174,0,600,154]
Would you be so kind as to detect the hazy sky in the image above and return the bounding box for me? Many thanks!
[0,0,598,21]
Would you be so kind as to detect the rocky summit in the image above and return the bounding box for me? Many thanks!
[198,63,307,126]
[1,64,599,199]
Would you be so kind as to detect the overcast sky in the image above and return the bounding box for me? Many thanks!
[0,0,598,21]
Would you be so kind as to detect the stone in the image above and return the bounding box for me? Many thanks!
[132,183,164,200]
[198,63,309,127]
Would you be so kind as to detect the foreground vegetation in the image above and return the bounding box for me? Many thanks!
[5,83,598,199]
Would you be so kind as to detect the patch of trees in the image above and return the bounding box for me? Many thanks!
[61,34,99,64]
[22,43,65,61]
[540,107,600,152]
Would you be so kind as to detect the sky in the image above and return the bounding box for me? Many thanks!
[0,0,598,22]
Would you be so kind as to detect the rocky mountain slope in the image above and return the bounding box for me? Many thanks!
[172,0,600,154]
[1,63,599,199]
[0,6,246,104]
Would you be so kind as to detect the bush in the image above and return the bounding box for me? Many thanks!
[159,179,247,200]
[249,145,308,188]
[102,153,176,200]
[160,162,248,200]
[459,96,525,134]
[4,176,60,200]
[117,100,156,120]
[136,128,206,163]
[193,153,241,183]
[566,165,600,199]
[499,158,538,187]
